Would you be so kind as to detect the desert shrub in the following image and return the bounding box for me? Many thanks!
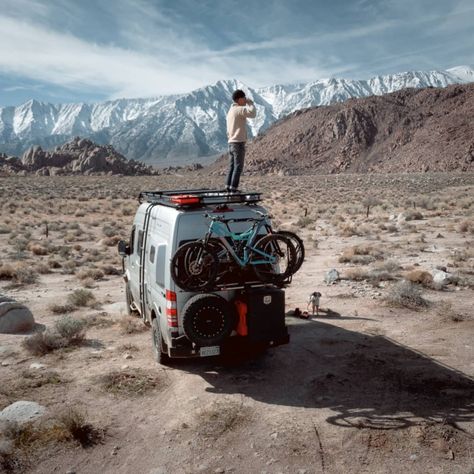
[0,263,38,284]
[344,267,368,281]
[22,317,86,356]
[102,225,118,238]
[57,407,101,447]
[33,263,50,275]
[55,316,86,342]
[435,301,469,323]
[0,225,11,234]
[49,303,77,314]
[67,289,96,307]
[22,331,64,356]
[404,210,423,221]
[339,244,384,264]
[119,316,147,334]
[48,258,62,269]
[76,268,104,281]
[296,216,315,228]
[101,265,122,276]
[101,236,121,247]
[61,260,77,275]
[458,220,472,233]
[98,369,158,396]
[29,243,49,256]
[404,269,433,287]
[385,281,428,309]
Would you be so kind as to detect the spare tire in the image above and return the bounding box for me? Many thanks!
[182,294,236,346]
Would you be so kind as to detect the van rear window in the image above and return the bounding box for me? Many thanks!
[156,244,166,288]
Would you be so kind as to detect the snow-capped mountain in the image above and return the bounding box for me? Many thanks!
[0,66,472,165]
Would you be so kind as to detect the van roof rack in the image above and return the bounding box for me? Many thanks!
[138,189,262,208]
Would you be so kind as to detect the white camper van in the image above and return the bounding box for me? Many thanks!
[118,189,294,364]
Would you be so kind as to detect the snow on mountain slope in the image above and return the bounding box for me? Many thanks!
[0,66,472,164]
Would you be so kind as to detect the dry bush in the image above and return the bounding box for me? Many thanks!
[49,303,77,314]
[22,317,86,356]
[344,267,368,281]
[57,407,102,447]
[67,289,96,307]
[435,301,470,323]
[404,269,433,287]
[458,220,473,233]
[48,258,62,269]
[34,263,51,275]
[403,210,423,221]
[339,244,384,264]
[196,400,249,439]
[101,236,121,247]
[28,243,49,256]
[54,316,86,343]
[119,316,147,334]
[101,264,122,276]
[0,263,38,285]
[76,268,104,281]
[98,369,158,396]
[385,281,428,309]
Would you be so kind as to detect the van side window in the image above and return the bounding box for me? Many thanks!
[156,244,166,288]
[129,226,136,254]
[149,245,156,263]
[137,230,144,254]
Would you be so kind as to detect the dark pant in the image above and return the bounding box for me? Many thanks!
[226,142,245,190]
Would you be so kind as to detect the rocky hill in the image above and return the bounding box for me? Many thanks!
[0,137,157,176]
[211,83,474,175]
[0,66,472,165]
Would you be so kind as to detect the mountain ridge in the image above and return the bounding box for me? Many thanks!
[0,66,472,165]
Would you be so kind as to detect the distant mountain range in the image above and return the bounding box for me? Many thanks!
[0,66,473,165]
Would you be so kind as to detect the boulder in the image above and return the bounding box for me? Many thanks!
[324,269,340,285]
[431,269,451,287]
[0,296,35,334]
[0,401,46,425]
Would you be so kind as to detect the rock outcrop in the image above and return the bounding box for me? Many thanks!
[0,137,157,176]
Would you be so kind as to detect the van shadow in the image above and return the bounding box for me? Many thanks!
[179,318,474,430]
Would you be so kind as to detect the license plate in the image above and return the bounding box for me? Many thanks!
[200,346,220,357]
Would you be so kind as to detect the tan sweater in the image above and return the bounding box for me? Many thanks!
[226,101,257,143]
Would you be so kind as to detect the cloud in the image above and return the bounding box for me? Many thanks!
[0,15,213,98]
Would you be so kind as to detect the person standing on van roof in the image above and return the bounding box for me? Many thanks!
[226,89,256,193]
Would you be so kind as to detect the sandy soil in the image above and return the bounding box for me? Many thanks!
[0,173,473,474]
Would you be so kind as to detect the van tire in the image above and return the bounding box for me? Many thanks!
[151,318,170,365]
[182,294,236,346]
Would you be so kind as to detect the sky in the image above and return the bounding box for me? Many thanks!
[0,0,473,106]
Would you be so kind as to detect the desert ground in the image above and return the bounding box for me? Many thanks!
[0,173,473,474]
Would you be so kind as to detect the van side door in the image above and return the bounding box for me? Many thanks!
[129,225,143,305]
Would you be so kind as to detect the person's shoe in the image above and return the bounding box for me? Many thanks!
[230,188,241,194]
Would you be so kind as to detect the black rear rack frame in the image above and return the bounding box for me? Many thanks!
[138,189,262,208]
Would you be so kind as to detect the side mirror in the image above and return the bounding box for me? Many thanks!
[118,240,130,257]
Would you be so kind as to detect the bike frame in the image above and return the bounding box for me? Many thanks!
[204,218,276,267]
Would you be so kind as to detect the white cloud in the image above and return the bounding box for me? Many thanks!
[0,15,215,98]
[0,13,345,99]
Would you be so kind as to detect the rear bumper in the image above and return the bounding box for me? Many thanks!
[168,333,290,359]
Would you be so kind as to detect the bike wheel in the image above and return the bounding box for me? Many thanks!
[171,241,218,291]
[252,234,296,283]
[276,230,305,272]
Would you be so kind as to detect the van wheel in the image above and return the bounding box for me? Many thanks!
[151,318,170,365]
[125,283,138,317]
[182,294,236,347]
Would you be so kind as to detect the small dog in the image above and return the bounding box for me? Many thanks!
[307,291,321,316]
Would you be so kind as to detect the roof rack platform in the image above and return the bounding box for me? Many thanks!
[138,189,262,208]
